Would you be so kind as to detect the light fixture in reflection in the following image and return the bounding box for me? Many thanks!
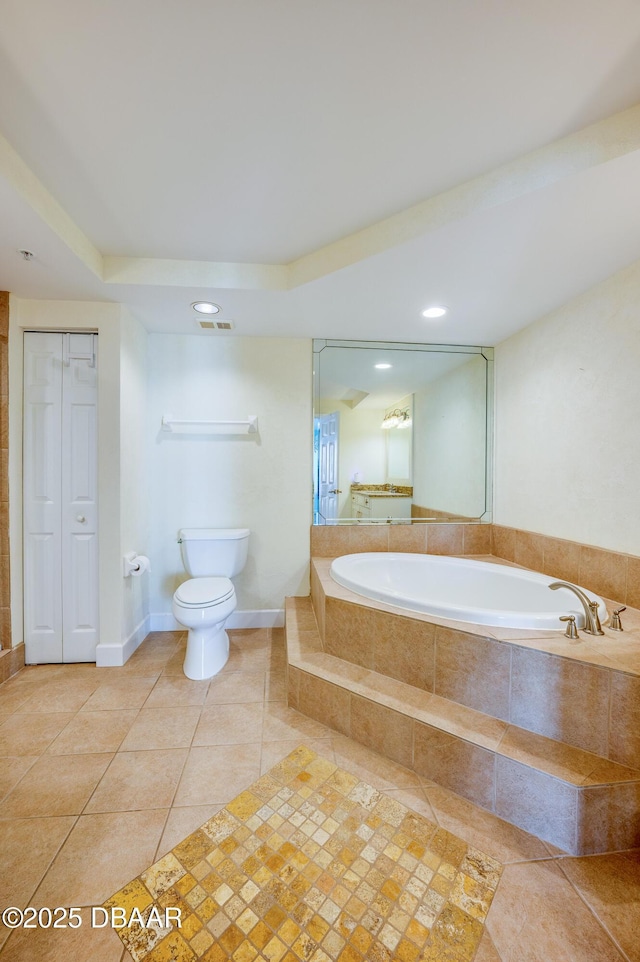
[381,409,411,429]
[375,363,392,369]
[421,306,447,318]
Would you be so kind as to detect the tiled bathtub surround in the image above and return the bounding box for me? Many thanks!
[289,562,640,855]
[310,522,640,608]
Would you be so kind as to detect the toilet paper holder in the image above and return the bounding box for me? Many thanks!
[123,552,151,577]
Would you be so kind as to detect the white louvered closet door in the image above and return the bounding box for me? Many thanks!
[23,332,99,663]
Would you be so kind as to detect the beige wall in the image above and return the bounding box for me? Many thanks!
[413,356,488,518]
[494,259,640,555]
[147,334,312,626]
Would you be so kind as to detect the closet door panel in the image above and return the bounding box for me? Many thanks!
[61,340,99,661]
[23,333,63,662]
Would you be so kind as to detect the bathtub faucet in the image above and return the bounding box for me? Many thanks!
[548,581,605,635]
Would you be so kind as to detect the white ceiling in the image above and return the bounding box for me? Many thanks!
[1,0,640,344]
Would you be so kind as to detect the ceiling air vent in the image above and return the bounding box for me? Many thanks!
[197,320,235,331]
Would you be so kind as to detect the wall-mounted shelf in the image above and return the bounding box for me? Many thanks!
[161,415,258,434]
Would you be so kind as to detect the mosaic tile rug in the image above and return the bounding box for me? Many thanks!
[106,746,502,962]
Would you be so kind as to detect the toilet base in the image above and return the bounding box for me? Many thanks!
[183,624,230,680]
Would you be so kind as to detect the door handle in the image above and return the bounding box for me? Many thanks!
[76,515,86,523]
[329,489,342,494]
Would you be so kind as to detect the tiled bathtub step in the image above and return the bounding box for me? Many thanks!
[284,598,640,855]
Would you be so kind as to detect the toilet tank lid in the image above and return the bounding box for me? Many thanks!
[179,528,250,541]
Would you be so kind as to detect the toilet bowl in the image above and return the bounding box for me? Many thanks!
[171,528,250,681]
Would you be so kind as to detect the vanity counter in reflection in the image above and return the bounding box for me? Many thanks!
[351,484,412,522]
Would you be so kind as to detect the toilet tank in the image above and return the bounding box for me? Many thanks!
[179,528,250,577]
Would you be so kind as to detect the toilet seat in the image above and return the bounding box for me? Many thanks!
[174,577,234,609]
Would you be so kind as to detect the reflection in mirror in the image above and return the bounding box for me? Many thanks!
[313,340,493,525]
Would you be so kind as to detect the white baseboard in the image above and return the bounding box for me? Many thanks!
[95,614,151,667]
[149,609,284,632]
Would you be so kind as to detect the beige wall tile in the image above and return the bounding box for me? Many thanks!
[347,524,390,552]
[413,722,495,811]
[287,665,301,710]
[372,611,435,690]
[298,671,350,736]
[510,648,610,756]
[514,530,545,571]
[609,672,640,770]
[388,523,428,553]
[577,782,640,855]
[579,546,628,603]
[491,525,516,562]
[625,555,640,608]
[350,694,413,768]
[426,524,464,555]
[310,526,352,558]
[543,536,582,584]
[463,525,492,555]
[495,756,577,853]
[435,628,511,721]
[324,598,376,669]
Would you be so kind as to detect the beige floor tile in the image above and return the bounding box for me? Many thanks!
[46,711,138,755]
[80,676,158,711]
[173,743,262,806]
[261,701,331,742]
[265,669,287,701]
[487,859,626,961]
[475,929,503,961]
[224,642,270,673]
[204,670,266,705]
[155,803,224,858]
[192,702,265,745]
[143,676,210,708]
[14,683,98,714]
[382,785,439,823]
[0,753,112,818]
[0,686,39,714]
[0,713,76,756]
[84,749,188,813]
[259,737,335,773]
[1,915,125,962]
[421,782,554,864]
[558,851,640,962]
[118,707,200,751]
[0,755,38,801]
[0,816,76,908]
[32,809,168,908]
[330,732,422,790]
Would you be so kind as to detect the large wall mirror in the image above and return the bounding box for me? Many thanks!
[313,339,493,525]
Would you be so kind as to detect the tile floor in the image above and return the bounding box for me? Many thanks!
[0,628,638,962]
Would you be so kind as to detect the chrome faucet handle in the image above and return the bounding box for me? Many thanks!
[559,615,580,639]
[609,606,626,631]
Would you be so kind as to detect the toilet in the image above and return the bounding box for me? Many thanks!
[172,527,250,680]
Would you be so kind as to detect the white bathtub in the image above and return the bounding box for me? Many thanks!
[329,553,608,630]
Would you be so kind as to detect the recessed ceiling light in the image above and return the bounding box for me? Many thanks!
[422,306,447,318]
[375,363,392,369]
[191,301,221,315]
